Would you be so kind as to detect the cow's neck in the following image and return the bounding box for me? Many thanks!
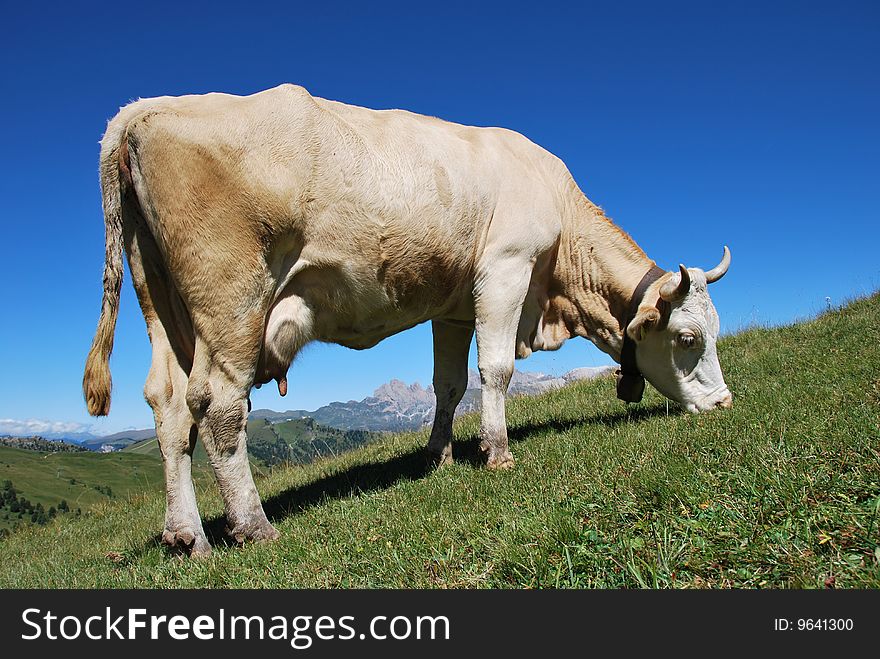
[550,190,659,361]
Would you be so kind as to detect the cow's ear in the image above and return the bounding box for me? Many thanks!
[627,307,661,342]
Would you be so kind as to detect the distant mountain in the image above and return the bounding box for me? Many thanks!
[97,428,158,444]
[24,430,101,444]
[251,365,614,432]
[79,428,157,452]
[506,366,615,396]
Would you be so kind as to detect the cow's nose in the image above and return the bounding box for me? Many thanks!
[715,392,733,409]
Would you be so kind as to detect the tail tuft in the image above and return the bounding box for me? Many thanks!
[83,125,126,416]
[83,348,112,416]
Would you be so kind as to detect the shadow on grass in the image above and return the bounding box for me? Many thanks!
[143,402,675,555]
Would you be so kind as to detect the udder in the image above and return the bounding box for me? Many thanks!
[257,294,314,392]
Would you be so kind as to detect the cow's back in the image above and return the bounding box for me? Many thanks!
[117,84,566,346]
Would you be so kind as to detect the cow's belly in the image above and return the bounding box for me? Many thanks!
[322,311,431,350]
[312,270,471,347]
[258,249,474,384]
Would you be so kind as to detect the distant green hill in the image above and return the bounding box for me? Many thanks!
[123,436,210,462]
[245,417,379,466]
[0,416,379,535]
[0,446,171,534]
[122,418,379,469]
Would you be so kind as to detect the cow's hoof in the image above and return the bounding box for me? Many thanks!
[227,520,281,545]
[161,526,212,558]
[480,438,515,469]
[486,454,515,470]
[427,446,454,468]
[482,444,515,470]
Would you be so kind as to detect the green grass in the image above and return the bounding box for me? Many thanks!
[0,446,217,534]
[0,293,877,588]
[0,448,166,530]
[124,436,210,462]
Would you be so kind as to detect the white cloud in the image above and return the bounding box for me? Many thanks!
[0,418,93,437]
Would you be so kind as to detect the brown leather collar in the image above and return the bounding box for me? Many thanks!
[616,265,666,403]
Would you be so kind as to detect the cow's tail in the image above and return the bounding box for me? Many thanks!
[83,124,128,416]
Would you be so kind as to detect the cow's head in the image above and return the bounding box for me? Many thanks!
[627,247,733,413]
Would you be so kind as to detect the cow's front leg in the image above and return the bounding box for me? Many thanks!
[427,320,474,466]
[474,257,533,470]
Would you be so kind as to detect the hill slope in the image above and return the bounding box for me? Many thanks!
[0,447,168,533]
[122,418,379,468]
[81,428,159,451]
[0,416,378,536]
[0,294,878,588]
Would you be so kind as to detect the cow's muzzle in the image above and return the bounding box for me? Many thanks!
[693,388,733,412]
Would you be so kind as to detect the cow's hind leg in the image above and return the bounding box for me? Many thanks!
[123,198,208,556]
[474,257,533,469]
[427,320,474,466]
[187,330,279,545]
[145,324,210,556]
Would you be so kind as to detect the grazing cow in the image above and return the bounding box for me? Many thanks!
[83,84,732,556]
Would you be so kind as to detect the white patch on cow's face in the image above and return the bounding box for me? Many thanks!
[634,271,732,413]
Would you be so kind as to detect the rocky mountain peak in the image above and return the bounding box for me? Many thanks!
[372,379,433,406]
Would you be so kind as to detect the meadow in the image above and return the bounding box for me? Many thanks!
[0,294,877,588]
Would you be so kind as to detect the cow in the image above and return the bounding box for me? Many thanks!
[83,84,732,556]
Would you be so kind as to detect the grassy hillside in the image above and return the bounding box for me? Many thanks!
[123,436,211,462]
[245,418,379,466]
[0,294,877,588]
[0,444,222,535]
[0,415,377,536]
[0,448,166,533]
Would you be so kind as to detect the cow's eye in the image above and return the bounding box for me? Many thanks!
[676,333,697,349]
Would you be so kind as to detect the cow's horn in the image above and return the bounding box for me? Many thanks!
[660,264,691,301]
[705,246,731,283]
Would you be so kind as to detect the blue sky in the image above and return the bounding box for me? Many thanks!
[0,1,877,435]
